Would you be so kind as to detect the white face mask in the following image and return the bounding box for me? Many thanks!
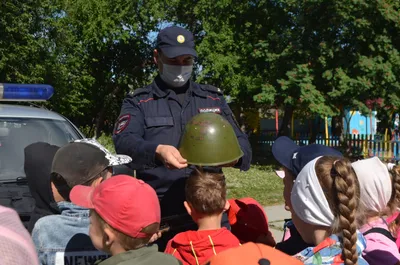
[159,60,193,88]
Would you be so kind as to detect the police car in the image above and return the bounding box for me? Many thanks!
[0,83,84,224]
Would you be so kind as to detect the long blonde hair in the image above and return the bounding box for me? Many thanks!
[315,156,361,265]
[387,165,400,213]
[388,165,400,237]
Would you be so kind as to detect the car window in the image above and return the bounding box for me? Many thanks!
[0,118,81,181]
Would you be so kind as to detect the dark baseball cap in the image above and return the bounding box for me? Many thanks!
[272,136,343,177]
[51,138,132,187]
[156,26,197,58]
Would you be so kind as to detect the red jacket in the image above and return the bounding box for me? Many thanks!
[164,228,240,265]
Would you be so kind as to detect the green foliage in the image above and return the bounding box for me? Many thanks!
[165,0,400,120]
[96,134,116,153]
[0,1,52,83]
[2,0,400,135]
[1,0,165,132]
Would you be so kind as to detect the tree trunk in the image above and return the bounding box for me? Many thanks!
[94,108,107,139]
[94,85,121,139]
[93,65,144,139]
[339,108,346,146]
[278,105,293,136]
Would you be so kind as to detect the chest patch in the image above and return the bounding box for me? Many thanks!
[198,107,221,114]
[114,114,131,135]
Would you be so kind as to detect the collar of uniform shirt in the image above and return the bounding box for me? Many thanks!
[154,76,209,98]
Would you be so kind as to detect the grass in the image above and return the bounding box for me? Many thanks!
[97,135,284,206]
[224,165,284,206]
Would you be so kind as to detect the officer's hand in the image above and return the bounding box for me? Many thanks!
[156,145,188,169]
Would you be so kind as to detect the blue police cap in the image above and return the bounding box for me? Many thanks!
[156,26,197,58]
[272,136,343,177]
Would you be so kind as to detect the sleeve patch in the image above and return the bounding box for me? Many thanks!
[114,114,131,135]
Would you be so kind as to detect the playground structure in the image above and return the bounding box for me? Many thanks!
[257,109,400,162]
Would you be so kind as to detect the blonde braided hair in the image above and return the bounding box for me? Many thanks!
[316,157,360,265]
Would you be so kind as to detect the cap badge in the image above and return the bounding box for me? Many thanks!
[292,152,298,159]
[177,35,185,43]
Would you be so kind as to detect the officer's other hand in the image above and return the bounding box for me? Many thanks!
[156,145,188,169]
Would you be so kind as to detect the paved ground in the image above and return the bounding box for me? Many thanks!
[263,204,291,242]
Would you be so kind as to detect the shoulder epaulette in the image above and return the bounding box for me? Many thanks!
[129,86,151,97]
[201,84,223,95]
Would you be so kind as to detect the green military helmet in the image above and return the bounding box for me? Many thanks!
[179,112,243,166]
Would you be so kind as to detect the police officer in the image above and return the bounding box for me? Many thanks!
[112,26,252,247]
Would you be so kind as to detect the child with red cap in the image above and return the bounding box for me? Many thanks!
[227,197,275,246]
[70,175,182,265]
[164,167,240,265]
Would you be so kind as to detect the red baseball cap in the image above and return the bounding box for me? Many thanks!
[205,242,303,265]
[228,198,275,245]
[70,175,160,238]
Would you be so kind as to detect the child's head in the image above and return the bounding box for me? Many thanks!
[290,156,361,265]
[184,167,229,219]
[70,175,160,254]
[89,210,159,252]
[352,157,400,219]
[50,139,132,202]
[272,137,343,211]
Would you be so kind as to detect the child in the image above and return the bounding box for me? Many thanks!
[352,157,400,265]
[227,197,275,246]
[32,139,130,264]
[164,167,240,265]
[271,136,343,255]
[70,175,181,265]
[289,156,368,264]
[0,205,39,265]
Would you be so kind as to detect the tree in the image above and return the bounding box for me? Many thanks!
[1,0,166,137]
[46,0,166,136]
[0,1,53,83]
[3,0,400,139]
[254,0,400,137]
[166,0,400,137]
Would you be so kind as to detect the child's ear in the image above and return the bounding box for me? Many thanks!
[103,227,116,247]
[223,200,230,212]
[184,201,192,216]
[91,177,103,187]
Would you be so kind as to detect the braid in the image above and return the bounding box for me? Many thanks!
[332,159,359,265]
[388,214,400,237]
[388,165,400,213]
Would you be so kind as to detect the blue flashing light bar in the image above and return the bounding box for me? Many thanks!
[0,83,54,101]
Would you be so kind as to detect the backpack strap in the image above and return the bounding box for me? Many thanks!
[363,227,396,242]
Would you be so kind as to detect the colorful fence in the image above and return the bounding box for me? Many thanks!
[255,133,400,162]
